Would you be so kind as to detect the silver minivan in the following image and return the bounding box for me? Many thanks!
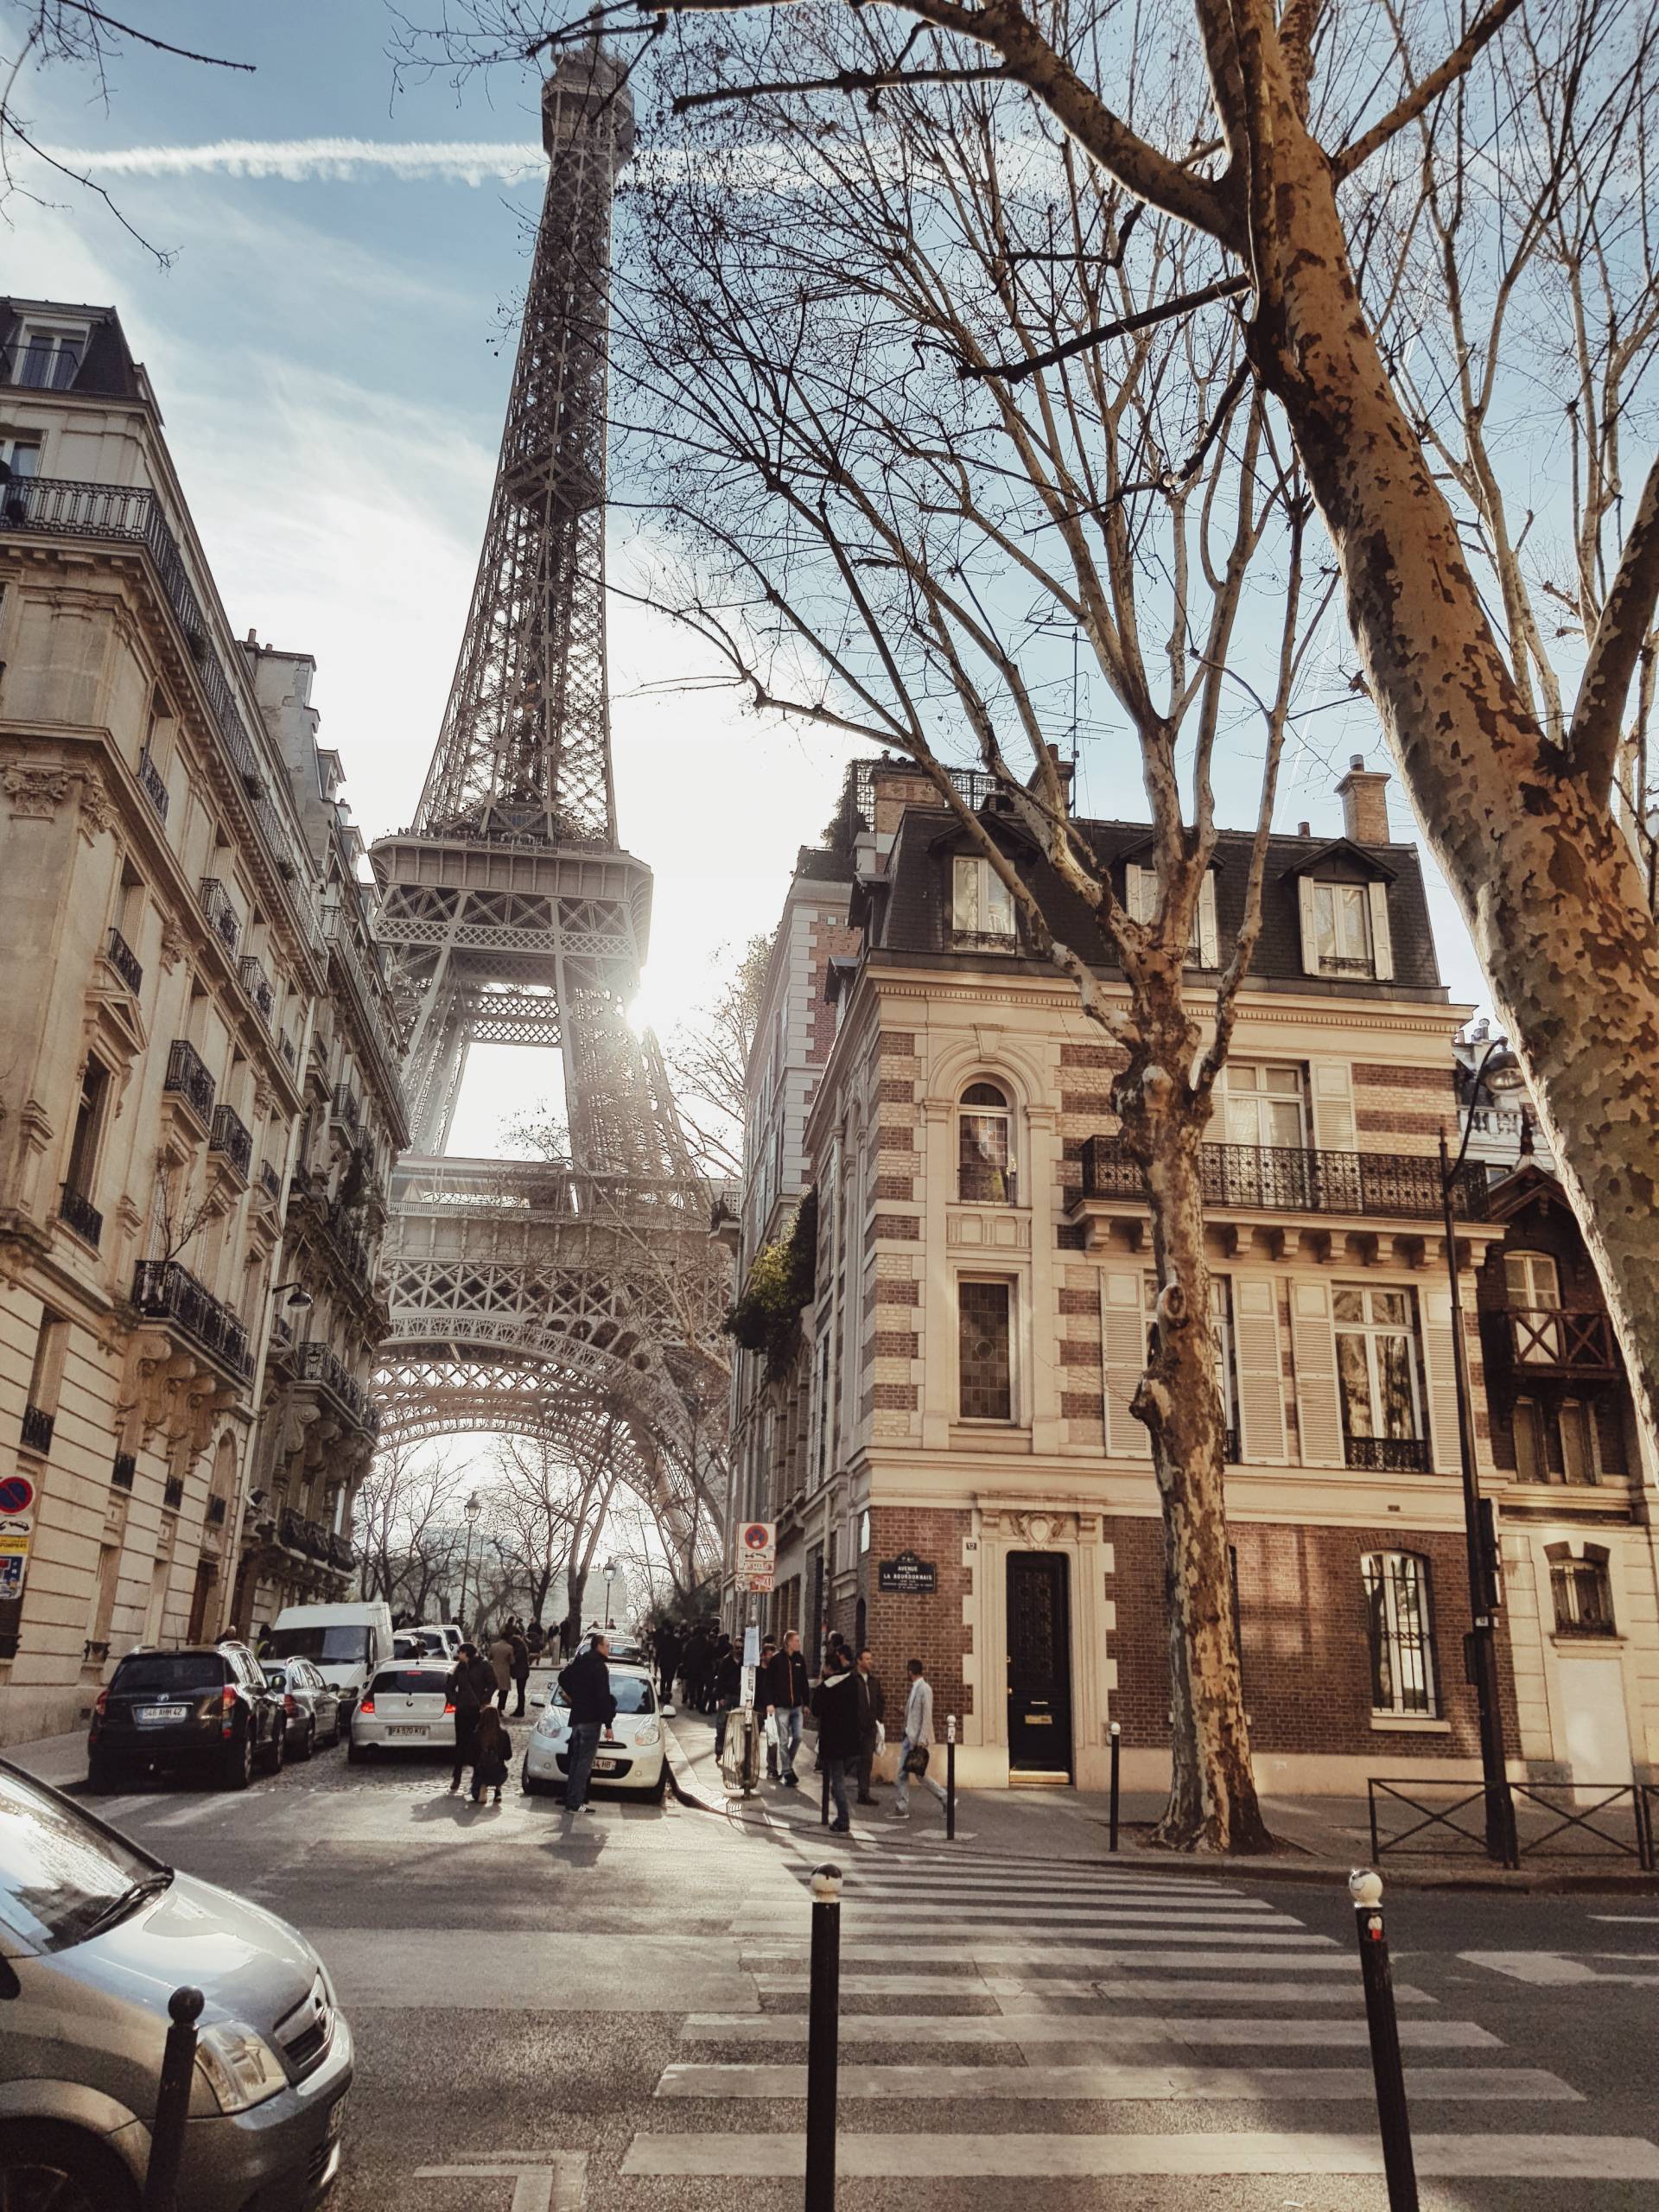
[0,1758,352,2209]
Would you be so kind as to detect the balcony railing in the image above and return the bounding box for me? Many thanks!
[111,1452,136,1491]
[207,1494,227,1527]
[162,1038,215,1127]
[130,1260,253,1382]
[279,1031,298,1073]
[279,1507,333,1560]
[1078,1135,1488,1221]
[105,925,143,995]
[296,1340,376,1432]
[21,1403,54,1454]
[1344,1433,1431,1473]
[327,1531,357,1573]
[199,876,242,957]
[258,1160,283,1204]
[136,747,170,821]
[58,1183,104,1248]
[1,476,319,931]
[1504,1307,1619,1379]
[238,954,274,1024]
[162,1477,183,1511]
[208,1103,252,1180]
[333,1084,360,1130]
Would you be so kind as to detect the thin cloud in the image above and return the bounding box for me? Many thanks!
[44,138,543,185]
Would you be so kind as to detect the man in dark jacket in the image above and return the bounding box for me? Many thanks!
[558,1633,618,1813]
[710,1636,741,1758]
[765,1630,811,1789]
[445,1642,496,1796]
[855,1649,886,1805]
[811,1653,861,1834]
[508,1625,531,1716]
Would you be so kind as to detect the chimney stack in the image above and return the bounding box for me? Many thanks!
[1337,753,1390,844]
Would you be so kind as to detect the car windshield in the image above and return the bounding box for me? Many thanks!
[266,1626,372,1664]
[111,1653,223,1694]
[370,1669,448,1697]
[553,1673,655,1715]
[0,1764,161,1952]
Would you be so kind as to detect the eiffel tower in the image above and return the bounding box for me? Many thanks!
[370,48,718,1557]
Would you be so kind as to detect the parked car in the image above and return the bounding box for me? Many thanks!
[347,1662,455,1764]
[0,1757,352,2209]
[522,1662,666,1801]
[264,1602,394,1721]
[416,1622,461,1659]
[261,1659,344,1760]
[88,1644,286,1793]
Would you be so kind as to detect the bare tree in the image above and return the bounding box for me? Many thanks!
[409,0,1659,1525]
[353,1436,454,1612]
[661,931,773,1179]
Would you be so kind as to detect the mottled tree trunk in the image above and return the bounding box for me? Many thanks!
[1240,62,1659,1469]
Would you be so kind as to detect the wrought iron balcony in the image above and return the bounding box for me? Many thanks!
[162,1477,183,1510]
[111,1452,136,1491]
[207,1494,227,1527]
[1503,1306,1619,1379]
[238,954,274,1024]
[21,1403,54,1454]
[59,1183,103,1247]
[136,747,170,821]
[209,1103,252,1180]
[199,876,242,956]
[1344,1433,1431,1473]
[296,1340,375,1432]
[332,1084,360,1130]
[258,1160,283,1205]
[278,1508,332,1560]
[1077,1134,1488,1222]
[279,1031,298,1072]
[105,925,143,995]
[130,1260,253,1382]
[162,1038,216,1128]
[327,1531,357,1573]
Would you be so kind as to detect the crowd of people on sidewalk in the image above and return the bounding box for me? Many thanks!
[651,1614,949,1836]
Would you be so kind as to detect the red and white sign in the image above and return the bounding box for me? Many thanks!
[736,1521,776,1591]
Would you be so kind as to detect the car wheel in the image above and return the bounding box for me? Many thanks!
[86,1754,124,1794]
[0,2120,138,2212]
[292,1714,314,1762]
[521,1758,546,1796]
[264,1721,286,1775]
[220,1729,253,1790]
[646,1766,669,1804]
[346,1737,367,1766]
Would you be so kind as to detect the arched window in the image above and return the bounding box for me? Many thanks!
[957,1082,1014,1203]
[1362,1551,1439,1717]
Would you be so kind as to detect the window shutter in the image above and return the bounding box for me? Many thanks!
[1126,863,1155,925]
[1233,1274,1287,1463]
[1197,873,1219,969]
[952,856,977,931]
[1420,1286,1463,1474]
[1291,1277,1344,1466]
[1367,881,1394,981]
[1102,1271,1153,1459]
[1310,1060,1357,1153]
[1298,875,1320,975]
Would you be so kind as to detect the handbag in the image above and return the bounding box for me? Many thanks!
[904,1744,931,1778]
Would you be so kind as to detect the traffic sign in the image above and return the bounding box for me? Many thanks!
[740,1521,775,1560]
[0,1474,35,1516]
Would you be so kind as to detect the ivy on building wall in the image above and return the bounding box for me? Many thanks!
[723,1189,818,1376]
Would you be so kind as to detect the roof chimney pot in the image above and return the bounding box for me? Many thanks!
[1336,755,1391,844]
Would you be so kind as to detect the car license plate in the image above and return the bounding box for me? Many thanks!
[387,1725,428,1738]
[138,1706,188,1723]
[327,2090,349,2141]
[594,1758,620,1773]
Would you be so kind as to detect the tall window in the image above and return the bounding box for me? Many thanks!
[13,324,85,389]
[1145,1273,1238,1458]
[1505,1249,1562,1363]
[958,1278,1013,1421]
[1312,881,1374,976]
[63,1058,111,1202]
[1514,1397,1598,1485]
[1548,1544,1616,1636]
[958,1082,1014,1203]
[1210,1063,1306,1149]
[1335,1287,1426,1470]
[1363,1552,1439,1716]
[951,855,1016,943]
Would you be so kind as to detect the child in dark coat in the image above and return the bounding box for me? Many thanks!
[469,1705,512,1805]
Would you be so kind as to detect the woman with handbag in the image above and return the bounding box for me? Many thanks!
[891,1658,950,1820]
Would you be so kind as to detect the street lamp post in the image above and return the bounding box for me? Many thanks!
[602,1559,617,1632]
[1441,1038,1521,1867]
[460,1491,483,1638]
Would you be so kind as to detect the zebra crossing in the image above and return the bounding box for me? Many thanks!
[617,1845,1659,2190]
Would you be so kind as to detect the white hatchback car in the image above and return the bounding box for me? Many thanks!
[522,1662,666,1801]
[348,1661,455,1764]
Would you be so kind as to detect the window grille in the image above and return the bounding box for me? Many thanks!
[1363,1551,1438,1716]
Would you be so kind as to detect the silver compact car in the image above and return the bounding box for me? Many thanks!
[262,1658,345,1759]
[347,1660,455,1764]
[0,1758,352,2209]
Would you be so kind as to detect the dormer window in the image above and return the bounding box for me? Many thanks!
[1125,862,1218,968]
[1297,874,1394,982]
[11,321,86,391]
[951,855,1015,944]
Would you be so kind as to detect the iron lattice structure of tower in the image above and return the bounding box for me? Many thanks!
[370,49,725,1580]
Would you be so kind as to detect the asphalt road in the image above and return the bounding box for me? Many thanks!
[41,1718,1659,2212]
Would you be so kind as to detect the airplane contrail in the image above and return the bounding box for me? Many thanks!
[45,138,544,184]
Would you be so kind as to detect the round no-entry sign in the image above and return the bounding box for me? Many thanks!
[741,1522,773,1553]
[0,1475,35,1515]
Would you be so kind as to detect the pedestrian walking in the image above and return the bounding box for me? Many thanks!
[468,1706,512,1805]
[525,1620,545,1662]
[509,1624,531,1717]
[855,1648,885,1804]
[557,1630,617,1813]
[710,1636,741,1759]
[891,1658,950,1820]
[681,1625,709,1716]
[811,1648,861,1834]
[757,1637,779,1777]
[487,1628,514,1712]
[445,1641,495,1795]
[653,1621,681,1702]
[764,1629,810,1788]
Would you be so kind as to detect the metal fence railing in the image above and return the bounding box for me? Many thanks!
[1369,1775,1656,1871]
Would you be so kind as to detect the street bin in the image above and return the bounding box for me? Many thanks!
[719,1705,764,1796]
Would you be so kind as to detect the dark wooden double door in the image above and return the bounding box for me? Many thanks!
[1006,1551,1073,1776]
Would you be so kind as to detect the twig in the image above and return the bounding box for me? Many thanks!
[963,274,1251,384]
[1334,0,1523,181]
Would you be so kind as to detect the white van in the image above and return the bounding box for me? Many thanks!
[265,1601,394,1718]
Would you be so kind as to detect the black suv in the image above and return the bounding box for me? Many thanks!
[88,1642,287,1791]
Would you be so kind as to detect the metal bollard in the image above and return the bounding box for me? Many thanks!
[805,1862,842,2212]
[946,1713,957,1841]
[143,1984,205,2212]
[1109,1720,1121,1852]
[1349,1869,1419,2212]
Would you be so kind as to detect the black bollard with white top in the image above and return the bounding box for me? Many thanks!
[143,1984,204,2212]
[1108,1720,1121,1852]
[1350,1868,1419,2211]
[805,1861,842,2212]
[945,1713,957,1841]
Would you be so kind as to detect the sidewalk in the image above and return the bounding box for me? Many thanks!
[662,1709,1659,1891]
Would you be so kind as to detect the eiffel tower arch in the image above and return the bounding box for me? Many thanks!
[370,47,723,1579]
